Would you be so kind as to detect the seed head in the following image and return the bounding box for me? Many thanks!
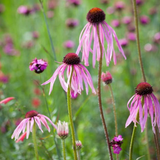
[135,82,153,95]
[63,53,80,65]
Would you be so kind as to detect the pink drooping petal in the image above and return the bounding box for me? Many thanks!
[0,97,14,104]
[34,117,43,133]
[38,114,50,132]
[16,132,27,143]
[41,115,57,130]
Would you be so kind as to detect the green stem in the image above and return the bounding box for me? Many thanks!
[62,140,66,160]
[108,84,118,137]
[67,66,77,160]
[129,123,137,160]
[39,0,57,61]
[154,126,160,160]
[132,0,146,82]
[32,122,39,160]
[96,25,113,160]
[145,121,151,160]
[77,150,80,160]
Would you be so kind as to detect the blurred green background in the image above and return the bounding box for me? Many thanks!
[0,0,160,159]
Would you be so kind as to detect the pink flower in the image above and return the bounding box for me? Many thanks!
[76,140,82,150]
[76,8,126,68]
[110,135,123,154]
[113,145,122,154]
[57,121,69,139]
[0,97,14,104]
[11,110,57,141]
[29,58,48,74]
[125,82,160,133]
[101,71,112,84]
[42,53,96,95]
[63,40,75,49]
[17,6,31,15]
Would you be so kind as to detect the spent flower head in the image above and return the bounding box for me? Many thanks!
[29,58,48,74]
[76,8,126,68]
[101,71,112,85]
[11,110,57,142]
[42,53,96,96]
[125,82,160,133]
[110,135,123,154]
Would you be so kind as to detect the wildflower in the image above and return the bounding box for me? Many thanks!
[114,1,125,11]
[140,15,150,25]
[76,140,82,150]
[110,135,123,154]
[119,38,128,47]
[57,121,69,139]
[32,98,41,108]
[11,110,57,141]
[29,58,48,74]
[122,16,132,25]
[63,40,75,49]
[42,53,96,95]
[125,82,160,133]
[101,71,112,85]
[67,0,81,6]
[127,32,136,41]
[17,6,31,15]
[66,18,79,28]
[111,19,120,28]
[76,8,126,68]
[153,32,160,44]
[136,0,144,6]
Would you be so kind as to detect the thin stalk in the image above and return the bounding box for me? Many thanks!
[153,126,160,160]
[96,25,113,160]
[132,0,146,82]
[39,0,57,61]
[62,140,66,160]
[32,122,39,160]
[67,66,77,160]
[108,84,118,136]
[129,122,137,160]
[77,150,80,160]
[40,75,61,160]
[145,121,151,160]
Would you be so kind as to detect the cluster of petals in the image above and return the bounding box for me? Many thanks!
[29,58,48,73]
[125,93,160,133]
[11,112,57,141]
[42,62,96,96]
[110,135,123,154]
[57,121,69,138]
[76,21,126,67]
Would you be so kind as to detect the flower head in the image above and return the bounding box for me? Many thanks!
[76,140,82,150]
[101,71,112,84]
[110,135,123,154]
[11,110,57,141]
[76,8,126,68]
[57,121,69,139]
[42,53,96,95]
[17,6,31,15]
[29,58,48,74]
[125,82,160,133]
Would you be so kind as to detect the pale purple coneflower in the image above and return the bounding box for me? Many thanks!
[42,53,96,95]
[11,110,57,141]
[76,8,126,68]
[57,121,69,139]
[125,82,160,133]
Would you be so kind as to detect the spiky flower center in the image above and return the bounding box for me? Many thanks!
[63,53,80,65]
[87,8,105,24]
[135,82,153,95]
[25,110,39,118]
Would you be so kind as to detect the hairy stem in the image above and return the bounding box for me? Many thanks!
[154,126,160,160]
[67,66,77,160]
[108,84,118,136]
[96,25,113,160]
[132,0,146,82]
[32,122,39,160]
[62,140,66,160]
